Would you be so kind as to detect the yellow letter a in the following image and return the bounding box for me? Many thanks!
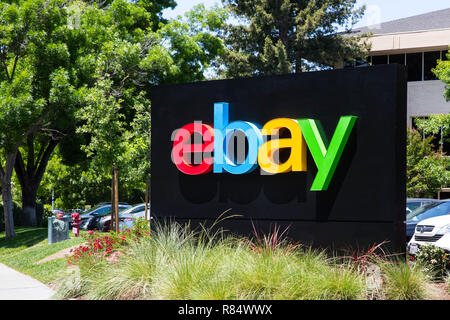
[258,118,307,174]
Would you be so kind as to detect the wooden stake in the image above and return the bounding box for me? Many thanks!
[145,181,149,221]
[114,165,119,233]
[111,167,115,232]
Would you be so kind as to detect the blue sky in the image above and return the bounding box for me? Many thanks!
[163,0,450,28]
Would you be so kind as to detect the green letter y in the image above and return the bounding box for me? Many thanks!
[297,116,357,191]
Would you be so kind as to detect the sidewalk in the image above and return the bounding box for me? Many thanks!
[0,263,55,300]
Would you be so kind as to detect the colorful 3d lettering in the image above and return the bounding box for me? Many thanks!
[171,102,357,191]
[172,122,214,175]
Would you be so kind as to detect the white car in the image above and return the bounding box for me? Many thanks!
[119,209,152,231]
[407,214,450,255]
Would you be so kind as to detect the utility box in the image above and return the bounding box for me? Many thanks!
[48,216,69,244]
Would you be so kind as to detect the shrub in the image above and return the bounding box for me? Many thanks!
[415,244,450,280]
[123,217,151,241]
[407,128,450,198]
[40,204,53,228]
[0,201,44,229]
[0,201,23,231]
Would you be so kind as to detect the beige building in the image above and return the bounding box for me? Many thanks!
[347,8,450,137]
[345,9,450,197]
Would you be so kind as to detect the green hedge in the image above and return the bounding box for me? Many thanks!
[0,202,45,232]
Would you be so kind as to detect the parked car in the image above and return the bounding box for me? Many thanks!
[119,207,152,231]
[86,206,132,231]
[406,200,450,241]
[86,210,113,231]
[96,202,131,207]
[100,203,150,232]
[407,214,450,256]
[406,198,438,215]
[77,203,131,230]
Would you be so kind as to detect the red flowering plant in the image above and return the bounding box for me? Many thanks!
[67,219,151,267]
[67,231,128,266]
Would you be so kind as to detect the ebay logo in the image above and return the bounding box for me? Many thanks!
[172,103,357,191]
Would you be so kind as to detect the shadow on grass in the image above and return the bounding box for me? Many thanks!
[0,227,47,249]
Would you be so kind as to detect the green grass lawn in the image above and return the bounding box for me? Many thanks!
[0,227,85,283]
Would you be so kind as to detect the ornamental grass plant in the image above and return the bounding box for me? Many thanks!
[55,219,432,300]
[378,259,430,300]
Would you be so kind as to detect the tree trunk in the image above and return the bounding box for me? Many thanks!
[14,138,58,227]
[145,180,149,221]
[295,57,302,73]
[1,152,17,238]
[21,185,38,227]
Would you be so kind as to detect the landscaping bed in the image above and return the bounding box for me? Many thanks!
[54,220,450,300]
[2,224,448,300]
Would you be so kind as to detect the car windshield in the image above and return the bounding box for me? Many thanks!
[120,205,143,215]
[84,205,104,214]
[406,201,422,212]
[407,201,450,222]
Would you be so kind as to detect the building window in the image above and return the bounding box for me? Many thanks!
[351,51,448,80]
[389,54,405,65]
[371,55,388,65]
[424,51,440,81]
[406,53,423,81]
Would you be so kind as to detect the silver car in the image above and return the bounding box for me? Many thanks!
[79,203,131,230]
[99,203,151,232]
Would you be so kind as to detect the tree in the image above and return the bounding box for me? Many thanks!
[415,51,450,150]
[1,0,227,232]
[434,49,450,101]
[407,129,450,198]
[407,49,450,198]
[131,0,176,30]
[76,3,228,191]
[220,0,370,77]
[30,2,228,212]
[8,0,181,227]
[5,0,95,227]
[0,0,70,237]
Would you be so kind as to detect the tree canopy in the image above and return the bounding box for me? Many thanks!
[407,129,450,198]
[23,1,228,210]
[0,0,229,232]
[0,0,78,236]
[75,2,228,192]
[219,0,370,77]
